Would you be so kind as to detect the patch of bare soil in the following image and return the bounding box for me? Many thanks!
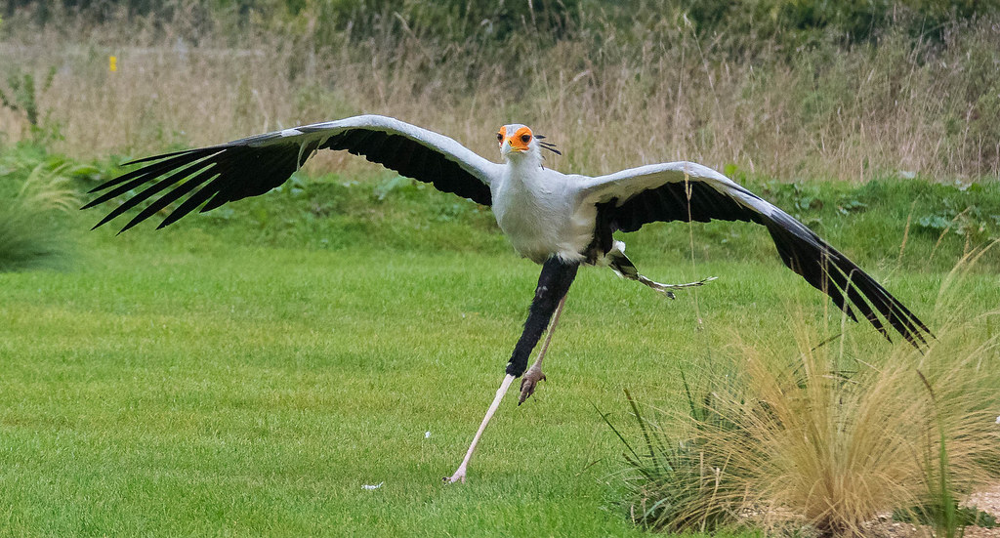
[964,485,1000,538]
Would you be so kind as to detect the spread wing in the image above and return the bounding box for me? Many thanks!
[84,115,501,232]
[578,161,932,349]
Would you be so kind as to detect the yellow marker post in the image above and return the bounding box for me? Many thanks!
[109,56,117,72]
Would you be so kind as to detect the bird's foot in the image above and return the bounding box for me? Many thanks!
[443,465,467,484]
[518,365,546,405]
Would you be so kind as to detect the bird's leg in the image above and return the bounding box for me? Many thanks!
[504,257,579,379]
[635,274,717,298]
[444,374,515,484]
[518,293,567,405]
[444,257,579,484]
[607,243,715,299]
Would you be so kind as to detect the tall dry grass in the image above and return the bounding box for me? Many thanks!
[1,10,999,181]
[616,249,1000,536]
[729,331,998,535]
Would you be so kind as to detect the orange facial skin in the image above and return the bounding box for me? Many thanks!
[497,126,533,152]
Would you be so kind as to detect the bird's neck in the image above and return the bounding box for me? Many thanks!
[503,155,545,187]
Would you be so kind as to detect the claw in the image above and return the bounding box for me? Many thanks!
[444,464,468,484]
[518,368,546,405]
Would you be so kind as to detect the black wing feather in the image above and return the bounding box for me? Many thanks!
[599,178,932,349]
[119,169,219,233]
[319,128,491,205]
[156,174,230,230]
[90,162,215,230]
[87,124,492,232]
[83,148,220,203]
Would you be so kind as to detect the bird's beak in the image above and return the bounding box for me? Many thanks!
[506,137,529,153]
[501,137,525,153]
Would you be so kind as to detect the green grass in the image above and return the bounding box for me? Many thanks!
[1,217,993,536]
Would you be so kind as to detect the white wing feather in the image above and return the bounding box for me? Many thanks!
[288,115,503,186]
[86,114,501,232]
[576,160,774,218]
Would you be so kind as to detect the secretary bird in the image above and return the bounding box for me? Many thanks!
[84,114,932,483]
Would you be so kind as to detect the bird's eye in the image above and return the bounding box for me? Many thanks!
[520,134,531,143]
[497,132,504,143]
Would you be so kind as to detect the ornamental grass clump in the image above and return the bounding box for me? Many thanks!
[614,253,1000,536]
[0,155,83,271]
[602,385,747,533]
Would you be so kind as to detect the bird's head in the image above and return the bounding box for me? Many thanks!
[497,124,560,163]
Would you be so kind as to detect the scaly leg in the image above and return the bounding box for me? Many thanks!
[444,374,515,484]
[518,294,567,405]
[444,257,579,484]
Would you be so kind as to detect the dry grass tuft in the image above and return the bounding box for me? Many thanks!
[617,255,1000,536]
[730,336,997,536]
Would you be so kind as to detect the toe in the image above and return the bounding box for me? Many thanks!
[518,380,540,405]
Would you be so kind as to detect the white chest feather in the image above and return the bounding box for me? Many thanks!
[491,164,595,264]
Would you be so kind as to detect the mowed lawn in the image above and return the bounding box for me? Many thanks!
[0,224,992,537]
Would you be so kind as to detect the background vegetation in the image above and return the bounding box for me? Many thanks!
[1,1,999,536]
[2,0,1000,180]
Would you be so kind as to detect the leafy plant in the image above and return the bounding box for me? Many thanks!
[0,67,61,144]
[0,210,66,271]
[915,194,1000,245]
